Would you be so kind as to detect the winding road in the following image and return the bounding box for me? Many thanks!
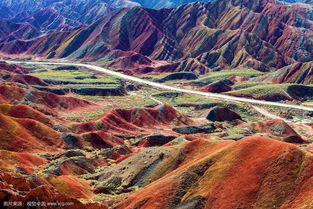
[7,60,313,112]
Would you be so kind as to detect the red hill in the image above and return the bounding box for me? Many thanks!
[73,104,191,135]
[114,136,313,209]
[1,0,313,74]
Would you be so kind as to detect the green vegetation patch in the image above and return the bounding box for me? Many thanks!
[233,81,268,90]
[156,72,198,83]
[192,68,264,85]
[29,65,125,97]
[63,95,159,122]
[153,91,259,120]
[228,84,291,95]
[228,83,313,102]
[30,69,120,85]
[95,57,114,66]
[139,73,172,81]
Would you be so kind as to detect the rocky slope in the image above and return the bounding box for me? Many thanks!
[0,62,313,208]
[257,62,313,84]
[0,18,40,43]
[0,0,139,43]
[0,0,139,26]
[1,0,312,76]
[114,136,313,209]
[132,0,310,8]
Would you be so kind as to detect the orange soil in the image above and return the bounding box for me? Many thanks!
[115,136,313,209]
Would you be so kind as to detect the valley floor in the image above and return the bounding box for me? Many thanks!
[1,61,313,209]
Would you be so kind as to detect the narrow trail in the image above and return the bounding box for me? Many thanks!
[148,96,163,104]
[251,106,313,141]
[252,106,290,122]
[128,92,163,105]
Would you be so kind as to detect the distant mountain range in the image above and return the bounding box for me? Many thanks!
[0,0,311,33]
[0,0,140,42]
[131,0,211,9]
[0,0,311,18]
[132,0,312,8]
[0,0,311,30]
[0,0,137,26]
